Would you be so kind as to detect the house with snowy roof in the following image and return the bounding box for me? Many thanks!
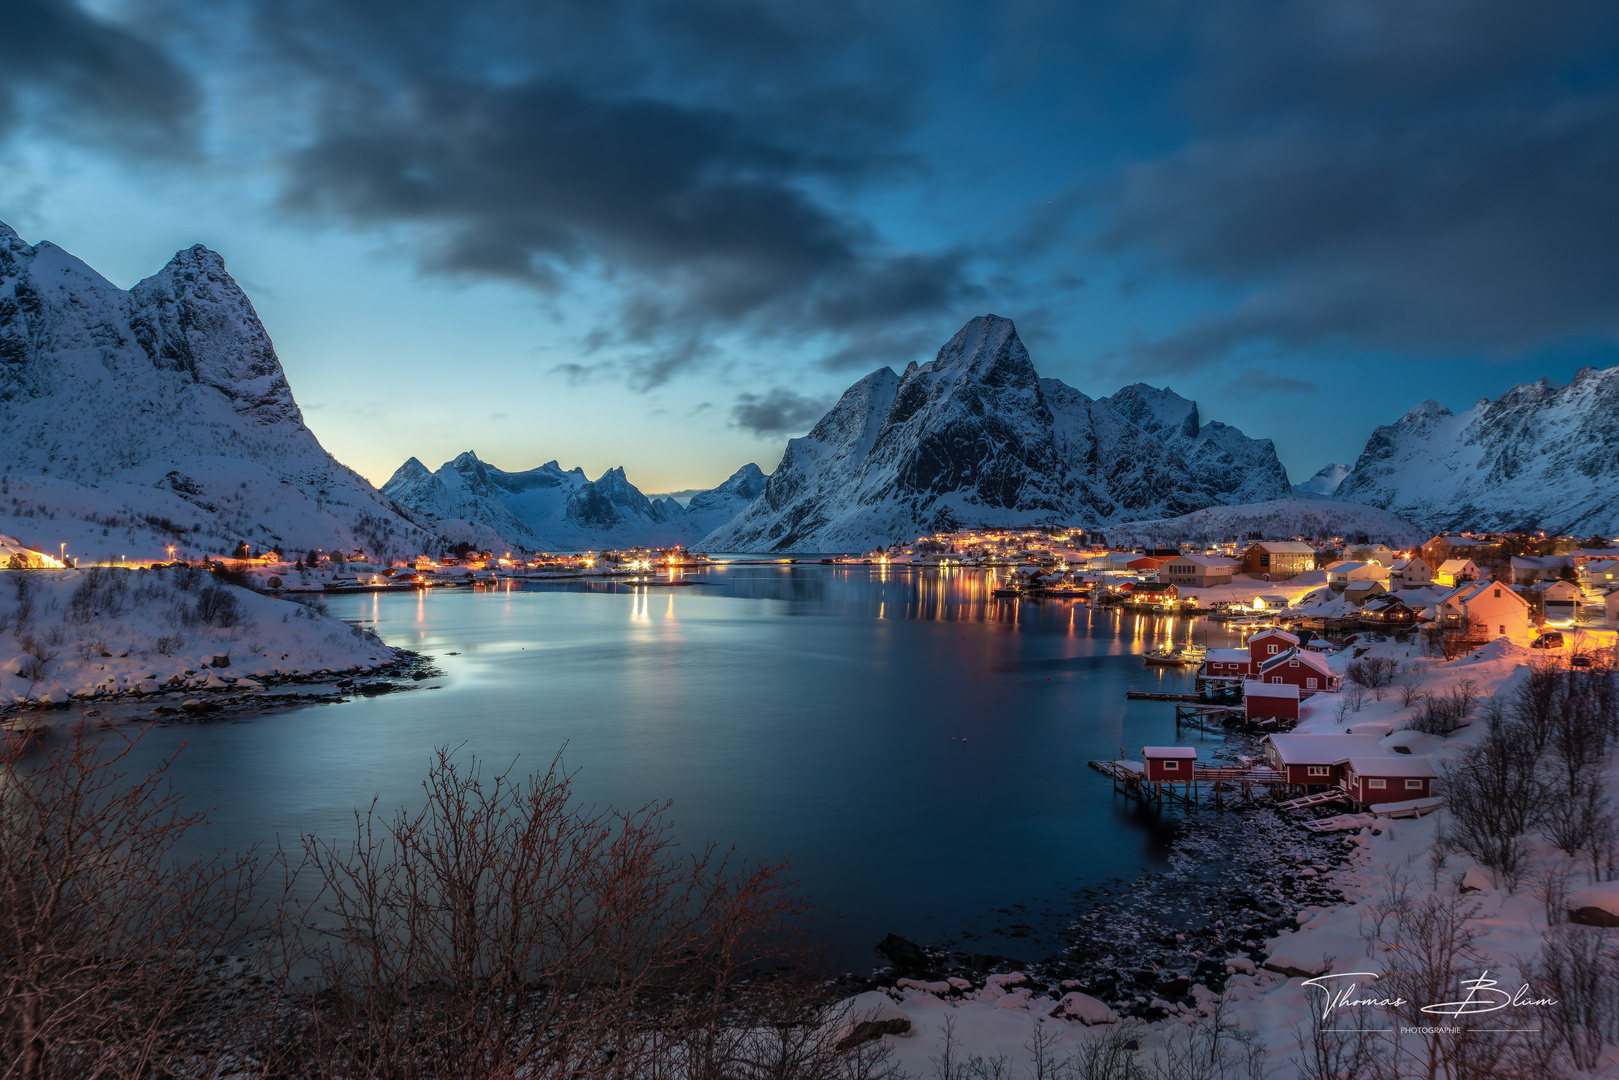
[1434,580,1531,642]
[1529,579,1582,624]
[1253,647,1337,696]
[1390,556,1434,588]
[1240,541,1316,581]
[1161,553,1239,589]
[1511,555,1576,586]
[1434,558,1483,586]
[1579,559,1619,592]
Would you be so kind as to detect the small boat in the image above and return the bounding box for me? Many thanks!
[1143,648,1190,666]
[1179,644,1208,662]
[992,585,1025,598]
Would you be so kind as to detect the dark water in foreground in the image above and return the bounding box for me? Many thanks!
[118,563,1239,967]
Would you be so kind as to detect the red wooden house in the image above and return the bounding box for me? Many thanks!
[1262,734,1385,787]
[1253,647,1336,695]
[1142,746,1197,780]
[1243,681,1299,723]
[1343,757,1437,805]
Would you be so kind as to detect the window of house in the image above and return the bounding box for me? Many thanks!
[1307,678,1318,689]
[1405,779,1424,789]
[1368,778,1386,789]
[1163,760,1179,770]
[1499,625,1505,635]
[1271,676,1283,684]
[1494,588,1501,598]
[1308,766,1329,777]
[1289,659,1298,667]
[1268,645,1278,654]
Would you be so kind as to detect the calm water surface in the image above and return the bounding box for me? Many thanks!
[121,563,1239,967]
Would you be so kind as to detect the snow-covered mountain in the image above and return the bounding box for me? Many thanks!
[700,315,1292,552]
[1105,499,1426,549]
[0,220,432,564]
[1334,367,1619,535]
[381,453,767,551]
[1292,463,1353,498]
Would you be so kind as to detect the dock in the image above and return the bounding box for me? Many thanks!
[1089,757,1289,806]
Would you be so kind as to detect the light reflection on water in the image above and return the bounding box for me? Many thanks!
[119,563,1247,968]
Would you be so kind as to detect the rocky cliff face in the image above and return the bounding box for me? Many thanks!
[700,315,1292,551]
[382,453,768,551]
[1334,368,1619,534]
[0,220,430,562]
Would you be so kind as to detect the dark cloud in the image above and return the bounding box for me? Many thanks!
[238,0,967,382]
[1094,0,1619,370]
[730,387,830,437]
[0,0,195,153]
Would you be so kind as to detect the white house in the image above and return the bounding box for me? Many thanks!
[1435,559,1483,587]
[1579,559,1619,592]
[1511,555,1575,586]
[1390,556,1434,589]
[1325,560,1390,586]
[1607,589,1619,630]
[1530,579,1583,625]
[1435,580,1532,642]
[1160,554,1240,589]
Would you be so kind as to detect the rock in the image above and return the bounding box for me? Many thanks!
[1049,992,1119,1025]
[876,934,928,972]
[833,994,912,1051]
[1568,883,1619,927]
[1459,866,1496,893]
[986,972,1027,988]
[1261,931,1364,978]
[357,682,395,695]
[994,994,1030,1010]
[211,654,230,668]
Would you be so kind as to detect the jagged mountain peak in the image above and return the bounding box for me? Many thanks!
[1104,383,1201,440]
[1337,365,1619,533]
[0,222,431,560]
[701,314,1290,551]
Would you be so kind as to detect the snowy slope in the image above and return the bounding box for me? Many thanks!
[0,220,432,564]
[700,315,1292,552]
[381,453,767,551]
[0,563,395,704]
[1291,463,1353,498]
[1335,367,1619,534]
[1105,498,1427,548]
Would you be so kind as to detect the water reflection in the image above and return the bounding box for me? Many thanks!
[114,563,1240,969]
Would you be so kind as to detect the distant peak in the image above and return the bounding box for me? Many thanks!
[1400,399,1451,423]
[451,450,483,466]
[0,219,22,244]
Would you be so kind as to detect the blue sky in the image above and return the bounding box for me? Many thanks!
[5,1,1618,494]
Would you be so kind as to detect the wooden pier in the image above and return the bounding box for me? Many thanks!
[1089,757,1289,806]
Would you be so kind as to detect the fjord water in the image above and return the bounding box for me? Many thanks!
[125,564,1222,967]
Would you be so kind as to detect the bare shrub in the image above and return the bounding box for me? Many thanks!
[1068,1022,1146,1080]
[153,634,183,656]
[1541,771,1612,858]
[0,728,268,1080]
[193,585,241,628]
[1519,926,1619,1074]
[1439,720,1550,886]
[277,748,812,1079]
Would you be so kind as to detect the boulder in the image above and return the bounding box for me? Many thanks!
[1569,882,1619,927]
[211,653,230,668]
[1459,866,1496,893]
[833,993,912,1051]
[1049,992,1118,1025]
[876,934,928,971]
[1261,931,1363,978]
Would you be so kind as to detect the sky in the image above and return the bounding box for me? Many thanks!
[4,1,1619,496]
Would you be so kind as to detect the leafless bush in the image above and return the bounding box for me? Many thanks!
[1534,862,1574,925]
[276,747,815,1079]
[1541,771,1612,859]
[1408,682,1480,736]
[16,639,57,687]
[1142,1003,1268,1080]
[153,634,184,656]
[170,563,201,591]
[66,567,128,624]
[1439,720,1550,886]
[1345,656,1397,689]
[1069,1022,1147,1080]
[1342,683,1368,714]
[192,584,241,628]
[0,727,269,1080]
[1519,926,1619,1074]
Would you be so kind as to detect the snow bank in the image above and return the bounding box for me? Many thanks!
[0,566,395,706]
[1260,930,1365,977]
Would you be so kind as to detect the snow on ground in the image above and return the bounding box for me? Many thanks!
[0,565,395,706]
[835,634,1619,1077]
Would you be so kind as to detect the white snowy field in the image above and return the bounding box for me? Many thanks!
[0,565,395,706]
[832,637,1619,1078]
